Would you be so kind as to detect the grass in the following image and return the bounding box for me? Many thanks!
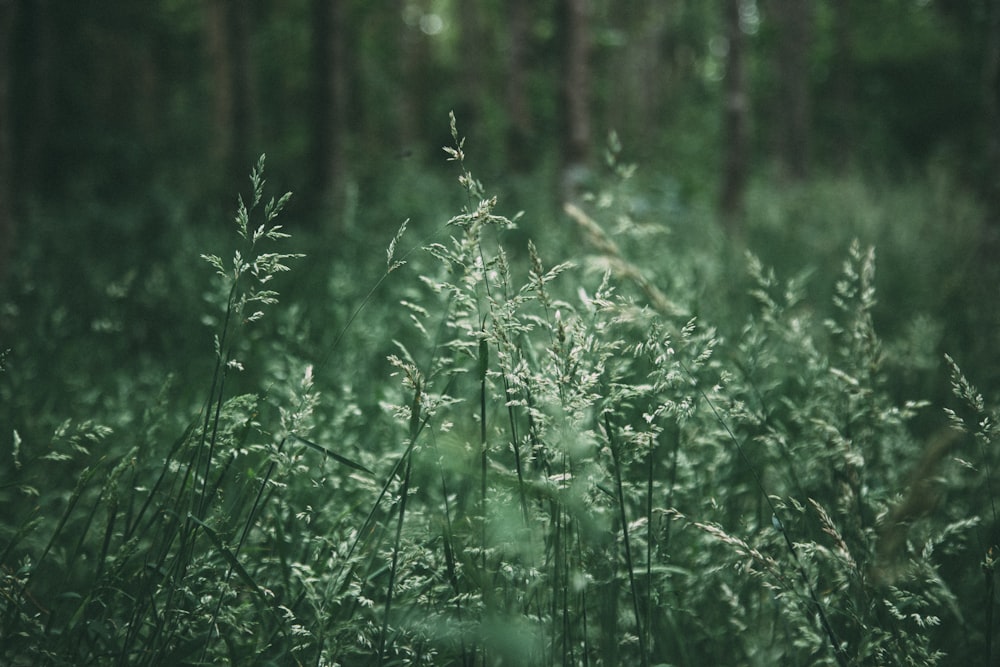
[1,122,998,665]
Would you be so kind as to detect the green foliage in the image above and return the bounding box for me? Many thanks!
[1,131,997,666]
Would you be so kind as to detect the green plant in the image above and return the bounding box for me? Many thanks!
[1,156,315,665]
[1,125,995,667]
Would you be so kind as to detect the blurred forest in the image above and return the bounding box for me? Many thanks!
[4,0,1000,410]
[1,0,998,263]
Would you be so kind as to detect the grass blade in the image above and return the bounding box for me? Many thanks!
[289,433,374,475]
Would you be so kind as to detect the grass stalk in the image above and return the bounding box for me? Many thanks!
[377,453,413,665]
[377,375,423,665]
[502,370,530,525]
[678,356,849,667]
[604,412,647,666]
[645,430,654,658]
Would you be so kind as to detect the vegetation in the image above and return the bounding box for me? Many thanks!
[1,112,998,664]
[1,1,999,665]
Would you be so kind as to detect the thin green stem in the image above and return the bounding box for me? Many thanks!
[604,412,647,666]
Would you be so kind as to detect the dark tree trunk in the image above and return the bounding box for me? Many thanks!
[0,0,15,285]
[396,0,431,152]
[558,0,592,199]
[457,0,483,128]
[229,1,257,176]
[772,0,812,179]
[18,0,55,197]
[985,0,1000,218]
[505,0,534,171]
[206,0,233,175]
[831,0,854,171]
[634,6,671,153]
[311,0,347,216]
[205,0,258,192]
[720,0,749,231]
[606,0,670,157]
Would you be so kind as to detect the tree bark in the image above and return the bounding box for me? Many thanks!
[311,0,347,214]
[456,0,483,129]
[0,0,15,284]
[606,0,670,157]
[206,0,234,175]
[205,0,258,191]
[229,1,257,177]
[772,0,812,179]
[505,0,534,171]
[18,0,54,198]
[829,0,854,172]
[720,0,749,231]
[985,0,1000,217]
[558,0,592,199]
[396,0,431,152]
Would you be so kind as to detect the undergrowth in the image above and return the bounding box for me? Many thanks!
[1,121,997,666]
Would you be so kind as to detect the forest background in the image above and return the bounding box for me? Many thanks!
[3,0,999,381]
[1,0,998,242]
[2,0,1000,665]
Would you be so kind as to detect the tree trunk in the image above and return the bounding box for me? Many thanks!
[772,0,812,179]
[558,0,592,199]
[985,0,1000,218]
[229,1,257,177]
[206,0,234,176]
[205,0,258,192]
[18,0,55,197]
[720,0,749,231]
[0,0,15,284]
[831,0,854,171]
[396,0,431,153]
[311,0,347,215]
[505,0,534,171]
[456,1,483,131]
[605,0,670,158]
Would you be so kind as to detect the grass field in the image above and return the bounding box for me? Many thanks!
[1,127,998,665]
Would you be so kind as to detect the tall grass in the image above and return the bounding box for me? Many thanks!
[1,125,997,665]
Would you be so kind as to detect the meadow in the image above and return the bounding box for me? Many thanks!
[1,121,998,666]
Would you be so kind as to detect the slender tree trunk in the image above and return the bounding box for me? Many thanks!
[720,0,749,231]
[205,0,258,191]
[396,0,431,152]
[985,0,1000,218]
[634,5,670,152]
[0,0,15,284]
[772,0,812,179]
[505,0,534,171]
[606,0,670,157]
[396,5,415,150]
[311,0,347,215]
[831,0,854,171]
[206,0,234,175]
[457,1,483,127]
[558,0,592,199]
[20,0,54,197]
[229,1,257,176]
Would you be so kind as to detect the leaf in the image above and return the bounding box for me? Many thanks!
[289,433,374,475]
[188,514,269,610]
